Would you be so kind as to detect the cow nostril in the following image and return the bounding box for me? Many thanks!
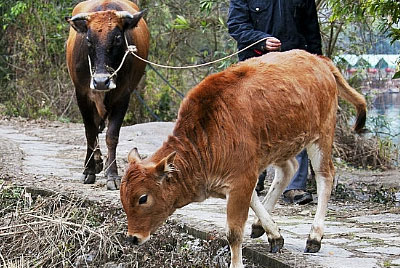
[93,76,111,90]
[127,235,139,245]
[104,77,110,88]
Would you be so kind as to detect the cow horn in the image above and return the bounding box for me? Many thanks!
[70,12,90,21]
[115,9,147,19]
[115,11,134,19]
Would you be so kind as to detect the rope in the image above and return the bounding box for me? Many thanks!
[83,137,100,171]
[87,34,269,80]
[87,38,137,79]
[109,41,137,78]
[129,37,269,69]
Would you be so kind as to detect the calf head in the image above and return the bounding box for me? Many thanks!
[120,148,177,245]
[65,10,145,91]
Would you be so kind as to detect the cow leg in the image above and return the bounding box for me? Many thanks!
[76,92,103,184]
[226,185,253,268]
[250,190,284,252]
[251,158,298,238]
[105,95,130,190]
[305,143,334,253]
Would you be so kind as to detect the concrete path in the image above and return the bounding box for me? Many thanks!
[0,120,399,268]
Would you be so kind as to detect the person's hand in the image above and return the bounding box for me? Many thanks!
[265,37,281,51]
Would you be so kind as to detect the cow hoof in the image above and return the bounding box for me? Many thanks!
[304,238,321,253]
[81,174,96,184]
[250,224,265,238]
[268,236,284,253]
[107,176,121,190]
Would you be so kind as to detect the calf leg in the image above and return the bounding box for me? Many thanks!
[251,158,298,238]
[105,95,130,190]
[305,143,334,253]
[226,186,253,268]
[250,191,284,252]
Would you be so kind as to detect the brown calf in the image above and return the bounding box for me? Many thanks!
[120,49,367,268]
[65,0,149,190]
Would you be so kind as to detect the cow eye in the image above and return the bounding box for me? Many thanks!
[86,37,92,47]
[114,35,122,46]
[138,194,147,205]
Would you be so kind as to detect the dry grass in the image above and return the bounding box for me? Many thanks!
[0,184,263,268]
[0,189,125,267]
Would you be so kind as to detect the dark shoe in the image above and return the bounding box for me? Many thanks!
[283,190,313,205]
[255,170,267,195]
[255,183,264,195]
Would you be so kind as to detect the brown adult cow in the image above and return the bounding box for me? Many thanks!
[120,50,367,268]
[65,0,149,190]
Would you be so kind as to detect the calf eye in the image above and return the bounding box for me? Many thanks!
[138,194,147,204]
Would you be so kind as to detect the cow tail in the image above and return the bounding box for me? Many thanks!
[321,56,367,133]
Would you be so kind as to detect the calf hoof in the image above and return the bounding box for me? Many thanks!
[304,238,321,253]
[107,176,121,190]
[268,236,284,253]
[250,224,265,238]
[81,174,96,184]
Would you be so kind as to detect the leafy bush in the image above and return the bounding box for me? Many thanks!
[0,0,80,120]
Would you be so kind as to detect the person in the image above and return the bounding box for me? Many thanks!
[227,0,322,204]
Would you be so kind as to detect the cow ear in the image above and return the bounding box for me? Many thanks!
[122,9,147,30]
[155,151,177,180]
[128,147,141,163]
[65,15,88,33]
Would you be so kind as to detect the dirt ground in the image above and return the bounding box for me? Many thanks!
[0,116,399,267]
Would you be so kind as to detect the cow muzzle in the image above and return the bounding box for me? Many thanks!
[90,73,116,91]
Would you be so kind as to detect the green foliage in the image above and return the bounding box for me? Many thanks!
[0,0,80,120]
[327,0,400,26]
[133,0,236,121]
[0,184,24,217]
[326,0,400,76]
[172,15,190,30]
[393,71,400,79]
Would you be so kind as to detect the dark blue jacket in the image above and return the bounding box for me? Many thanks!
[227,0,322,61]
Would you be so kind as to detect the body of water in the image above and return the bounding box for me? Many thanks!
[368,92,400,141]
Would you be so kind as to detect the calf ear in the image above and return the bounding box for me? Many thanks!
[118,9,147,30]
[128,148,141,163]
[155,151,177,179]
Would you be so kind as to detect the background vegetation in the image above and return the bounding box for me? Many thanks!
[0,0,399,168]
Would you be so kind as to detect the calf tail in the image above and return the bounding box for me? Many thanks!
[321,56,367,133]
